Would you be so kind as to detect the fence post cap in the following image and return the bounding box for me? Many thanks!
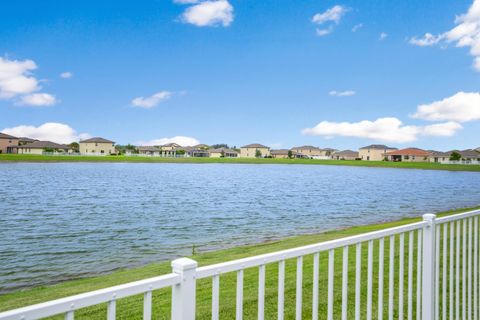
[171,258,198,272]
[422,213,436,222]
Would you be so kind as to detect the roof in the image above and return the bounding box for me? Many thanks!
[80,137,115,144]
[193,144,210,148]
[291,145,320,150]
[241,143,269,148]
[332,150,359,156]
[209,148,238,154]
[385,148,431,156]
[18,137,37,143]
[162,143,181,147]
[359,144,397,150]
[17,141,70,150]
[271,149,290,155]
[0,132,18,140]
[321,148,338,152]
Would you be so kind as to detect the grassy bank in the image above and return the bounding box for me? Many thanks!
[1,206,479,319]
[1,154,480,172]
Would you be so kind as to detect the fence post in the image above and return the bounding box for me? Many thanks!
[171,258,198,320]
[422,213,436,320]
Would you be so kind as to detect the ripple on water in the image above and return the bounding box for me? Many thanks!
[0,163,479,292]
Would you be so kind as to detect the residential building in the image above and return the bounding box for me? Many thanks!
[18,137,37,146]
[384,148,431,162]
[14,141,71,155]
[320,148,338,157]
[138,146,161,156]
[270,149,291,159]
[161,143,181,151]
[290,145,322,158]
[0,132,19,154]
[80,137,116,155]
[240,143,270,158]
[331,150,359,160]
[185,148,210,157]
[209,148,238,158]
[359,144,397,161]
[430,150,480,164]
[193,144,210,150]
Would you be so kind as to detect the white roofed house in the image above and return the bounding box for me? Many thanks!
[80,137,116,155]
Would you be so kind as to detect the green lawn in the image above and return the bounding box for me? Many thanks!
[1,154,480,172]
[1,206,478,319]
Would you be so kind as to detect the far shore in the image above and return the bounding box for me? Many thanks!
[1,154,480,172]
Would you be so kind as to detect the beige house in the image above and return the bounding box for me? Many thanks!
[359,144,397,161]
[290,145,321,158]
[331,150,359,160]
[271,149,291,159]
[15,141,71,155]
[0,132,19,154]
[430,150,480,164]
[240,143,270,158]
[384,148,431,162]
[80,137,116,155]
[209,148,239,158]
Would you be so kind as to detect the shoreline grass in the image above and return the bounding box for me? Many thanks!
[1,154,480,172]
[1,205,479,318]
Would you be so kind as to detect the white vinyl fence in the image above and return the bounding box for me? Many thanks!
[1,209,479,320]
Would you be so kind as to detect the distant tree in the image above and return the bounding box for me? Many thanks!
[255,149,262,158]
[288,150,293,159]
[450,151,462,161]
[116,144,138,154]
[69,142,79,152]
[211,144,229,149]
[221,150,225,158]
[176,149,186,155]
[43,147,54,153]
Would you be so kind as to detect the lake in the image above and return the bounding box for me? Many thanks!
[1,162,479,293]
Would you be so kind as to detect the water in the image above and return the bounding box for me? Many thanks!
[1,162,479,293]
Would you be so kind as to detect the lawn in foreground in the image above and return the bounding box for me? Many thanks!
[1,154,480,172]
[1,206,478,319]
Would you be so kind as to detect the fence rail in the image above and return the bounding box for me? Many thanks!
[1,209,479,320]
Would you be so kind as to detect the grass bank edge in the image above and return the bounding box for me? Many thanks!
[1,205,479,311]
[1,154,480,172]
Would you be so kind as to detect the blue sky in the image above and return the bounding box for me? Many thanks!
[1,0,479,150]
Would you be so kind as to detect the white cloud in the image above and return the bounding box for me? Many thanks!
[132,91,173,109]
[302,117,462,143]
[2,123,90,144]
[409,0,480,71]
[312,5,348,25]
[352,23,363,32]
[412,91,480,123]
[180,0,234,27]
[19,93,57,106]
[60,72,73,79]
[137,136,200,147]
[329,90,356,97]
[0,57,40,99]
[316,27,333,36]
[379,32,388,40]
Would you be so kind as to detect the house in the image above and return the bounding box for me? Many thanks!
[161,143,181,151]
[138,146,161,156]
[384,148,431,162]
[18,137,37,146]
[209,148,238,158]
[270,149,291,159]
[359,144,397,161]
[331,150,359,160]
[430,150,480,164]
[290,146,322,158]
[186,148,210,157]
[240,143,270,158]
[80,137,116,155]
[14,141,71,154]
[319,148,338,158]
[0,132,19,154]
